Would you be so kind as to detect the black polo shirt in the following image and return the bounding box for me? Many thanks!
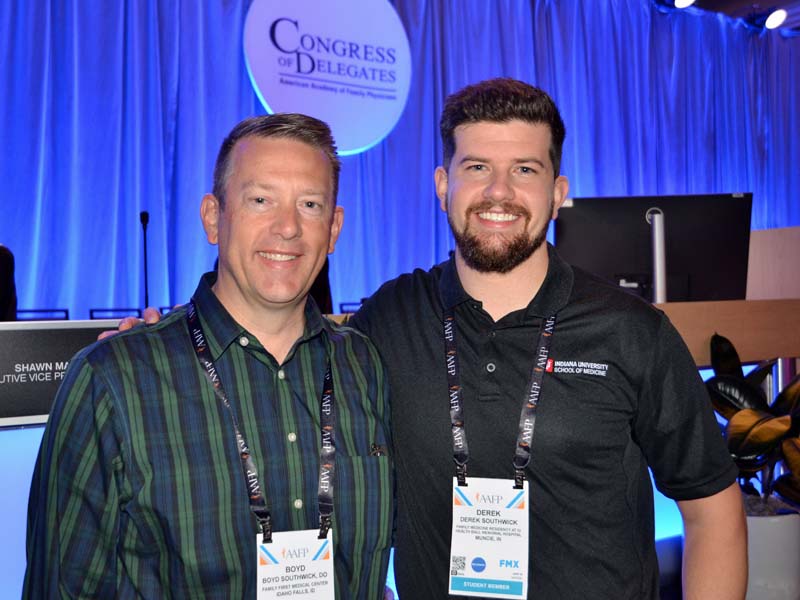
[350,244,736,600]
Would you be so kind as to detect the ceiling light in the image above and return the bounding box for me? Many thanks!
[674,0,696,8]
[765,9,788,29]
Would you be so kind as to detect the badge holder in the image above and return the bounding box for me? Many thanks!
[257,520,335,600]
[449,477,529,598]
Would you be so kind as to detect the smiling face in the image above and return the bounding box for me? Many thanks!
[436,119,568,274]
[201,135,343,318]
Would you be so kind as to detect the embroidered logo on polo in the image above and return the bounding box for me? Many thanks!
[545,358,609,377]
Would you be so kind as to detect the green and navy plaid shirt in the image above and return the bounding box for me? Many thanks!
[24,274,393,599]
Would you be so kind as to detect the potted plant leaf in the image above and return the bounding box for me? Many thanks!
[705,332,800,598]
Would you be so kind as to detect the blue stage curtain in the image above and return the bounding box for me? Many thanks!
[1,0,798,317]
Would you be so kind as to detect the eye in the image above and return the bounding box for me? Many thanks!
[466,164,486,172]
[518,166,537,174]
[298,198,326,215]
[246,195,274,212]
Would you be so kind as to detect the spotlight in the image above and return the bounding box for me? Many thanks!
[654,0,696,9]
[747,7,790,30]
[765,9,788,29]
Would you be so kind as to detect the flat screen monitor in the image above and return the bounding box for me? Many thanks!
[554,193,753,302]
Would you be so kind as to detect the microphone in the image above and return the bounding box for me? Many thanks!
[140,211,150,309]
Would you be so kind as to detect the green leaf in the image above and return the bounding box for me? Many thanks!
[727,409,791,456]
[707,385,739,421]
[781,438,800,477]
[710,333,743,378]
[735,454,771,478]
[707,375,769,417]
[740,480,761,496]
[744,359,777,388]
[774,474,800,507]
[772,373,800,418]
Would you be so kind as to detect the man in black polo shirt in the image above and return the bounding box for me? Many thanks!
[350,78,746,599]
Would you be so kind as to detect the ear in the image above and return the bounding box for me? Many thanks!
[551,176,570,220]
[327,205,345,254]
[200,194,221,244]
[434,166,449,212]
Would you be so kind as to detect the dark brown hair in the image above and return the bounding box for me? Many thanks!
[440,78,566,177]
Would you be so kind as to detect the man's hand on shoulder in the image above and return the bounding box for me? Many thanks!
[97,306,165,340]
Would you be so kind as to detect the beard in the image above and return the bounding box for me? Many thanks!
[448,199,551,274]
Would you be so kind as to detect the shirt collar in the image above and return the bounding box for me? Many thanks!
[191,272,329,361]
[440,253,471,310]
[439,243,574,318]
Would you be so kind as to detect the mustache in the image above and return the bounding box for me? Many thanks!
[465,200,531,219]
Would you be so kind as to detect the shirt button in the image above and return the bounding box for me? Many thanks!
[277,369,286,380]
[287,432,297,443]
[293,499,303,509]
[489,331,496,338]
[238,336,249,347]
[486,362,496,373]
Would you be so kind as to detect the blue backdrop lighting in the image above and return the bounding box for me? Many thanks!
[1,0,797,317]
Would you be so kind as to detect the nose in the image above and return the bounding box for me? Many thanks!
[270,203,301,239]
[483,172,513,202]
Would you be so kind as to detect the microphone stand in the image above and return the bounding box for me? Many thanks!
[140,211,150,309]
[646,207,667,303]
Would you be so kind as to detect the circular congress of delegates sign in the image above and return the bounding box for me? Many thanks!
[244,0,412,155]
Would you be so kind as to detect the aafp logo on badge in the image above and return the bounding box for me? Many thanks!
[475,492,504,505]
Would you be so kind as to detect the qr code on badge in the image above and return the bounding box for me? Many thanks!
[451,555,466,575]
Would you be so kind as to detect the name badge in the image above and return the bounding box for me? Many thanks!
[257,529,335,600]
[449,477,529,598]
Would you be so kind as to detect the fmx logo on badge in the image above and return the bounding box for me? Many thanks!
[500,559,520,568]
[471,557,486,573]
